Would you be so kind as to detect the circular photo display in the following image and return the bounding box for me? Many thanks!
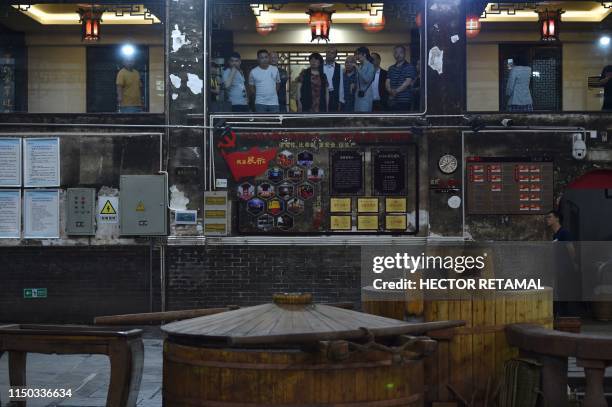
[307,166,324,183]
[298,183,315,200]
[287,198,304,214]
[257,183,275,199]
[277,150,295,168]
[267,166,284,184]
[297,151,314,167]
[277,182,295,200]
[267,198,285,216]
[237,183,255,201]
[287,166,305,183]
[246,198,265,215]
[276,214,294,231]
[257,214,274,232]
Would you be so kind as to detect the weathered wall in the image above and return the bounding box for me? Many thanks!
[165,245,361,309]
[0,246,161,323]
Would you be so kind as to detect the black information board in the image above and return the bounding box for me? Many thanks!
[373,150,406,195]
[331,150,364,195]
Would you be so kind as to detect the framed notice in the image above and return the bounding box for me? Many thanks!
[0,190,21,238]
[372,149,407,195]
[330,215,351,230]
[0,138,21,186]
[331,150,364,195]
[358,215,378,230]
[358,198,379,213]
[386,197,407,213]
[24,189,60,239]
[330,197,351,213]
[386,215,407,230]
[24,138,60,187]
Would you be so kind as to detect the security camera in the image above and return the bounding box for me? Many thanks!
[501,118,513,127]
[572,133,587,160]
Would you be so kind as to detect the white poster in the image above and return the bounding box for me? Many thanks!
[0,138,21,186]
[0,190,20,239]
[24,189,60,239]
[24,138,60,187]
[98,196,119,224]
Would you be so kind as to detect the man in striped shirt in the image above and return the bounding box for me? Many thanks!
[385,45,417,112]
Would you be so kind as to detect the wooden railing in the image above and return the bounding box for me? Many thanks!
[506,323,612,407]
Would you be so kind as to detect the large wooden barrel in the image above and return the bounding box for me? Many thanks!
[163,340,424,406]
[363,288,553,405]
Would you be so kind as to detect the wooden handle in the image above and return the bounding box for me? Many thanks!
[94,306,238,325]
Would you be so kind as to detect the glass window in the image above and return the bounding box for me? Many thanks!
[467,1,612,113]
[0,2,165,114]
[208,1,424,114]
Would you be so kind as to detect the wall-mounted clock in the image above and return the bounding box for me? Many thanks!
[438,154,458,174]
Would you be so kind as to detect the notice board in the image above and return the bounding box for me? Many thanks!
[213,131,418,234]
[466,157,554,215]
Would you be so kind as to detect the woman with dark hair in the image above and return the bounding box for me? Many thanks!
[506,55,533,112]
[352,46,376,112]
[296,52,329,113]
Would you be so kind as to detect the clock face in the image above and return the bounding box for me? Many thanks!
[439,154,458,174]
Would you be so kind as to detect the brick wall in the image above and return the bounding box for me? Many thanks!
[0,246,160,324]
[166,246,362,309]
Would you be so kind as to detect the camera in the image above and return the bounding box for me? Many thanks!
[572,133,587,160]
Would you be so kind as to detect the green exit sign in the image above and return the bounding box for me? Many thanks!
[24,288,47,299]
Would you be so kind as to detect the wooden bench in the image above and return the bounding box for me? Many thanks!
[0,324,144,407]
[506,323,612,407]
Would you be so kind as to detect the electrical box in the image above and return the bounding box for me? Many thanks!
[66,188,96,235]
[119,175,167,236]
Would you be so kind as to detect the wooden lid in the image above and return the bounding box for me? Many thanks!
[161,294,465,347]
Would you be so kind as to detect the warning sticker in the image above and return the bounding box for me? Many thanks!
[136,201,145,212]
[98,197,119,224]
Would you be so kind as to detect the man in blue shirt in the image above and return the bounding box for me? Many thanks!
[385,45,416,112]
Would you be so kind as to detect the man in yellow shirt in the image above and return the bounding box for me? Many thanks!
[116,58,143,113]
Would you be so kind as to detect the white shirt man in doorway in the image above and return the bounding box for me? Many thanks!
[248,49,281,113]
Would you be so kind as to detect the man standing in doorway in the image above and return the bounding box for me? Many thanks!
[386,45,416,112]
[599,65,612,112]
[371,52,388,111]
[248,49,281,113]
[223,52,249,112]
[116,57,143,113]
[324,46,344,112]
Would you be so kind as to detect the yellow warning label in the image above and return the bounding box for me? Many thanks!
[136,201,145,212]
[100,200,117,215]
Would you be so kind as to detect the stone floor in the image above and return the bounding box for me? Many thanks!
[0,327,162,407]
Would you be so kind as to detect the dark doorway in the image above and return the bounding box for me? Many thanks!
[499,44,562,112]
[86,45,149,113]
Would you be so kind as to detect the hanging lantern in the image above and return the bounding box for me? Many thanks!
[538,9,563,41]
[256,21,277,36]
[307,9,333,42]
[77,7,103,41]
[363,14,385,33]
[466,14,481,39]
[415,12,423,28]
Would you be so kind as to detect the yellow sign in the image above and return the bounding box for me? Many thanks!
[330,198,351,213]
[205,210,226,219]
[205,224,226,232]
[358,215,378,230]
[330,215,352,230]
[205,196,227,205]
[358,198,379,213]
[386,215,407,230]
[386,198,407,213]
[136,201,145,212]
[100,200,117,215]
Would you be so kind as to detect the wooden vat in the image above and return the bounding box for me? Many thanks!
[162,293,464,407]
[364,288,553,404]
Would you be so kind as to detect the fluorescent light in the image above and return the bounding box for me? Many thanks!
[600,35,611,46]
[121,44,136,57]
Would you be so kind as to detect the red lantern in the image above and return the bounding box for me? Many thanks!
[538,9,563,41]
[466,15,481,39]
[307,9,333,42]
[415,12,423,28]
[78,7,103,41]
[256,22,277,36]
[363,14,385,33]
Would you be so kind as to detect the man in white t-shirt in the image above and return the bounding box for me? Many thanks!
[248,49,281,113]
